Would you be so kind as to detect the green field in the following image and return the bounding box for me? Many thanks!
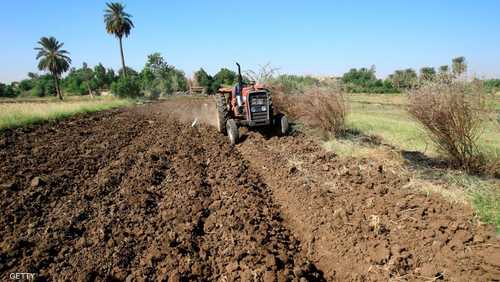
[0,96,133,131]
[333,93,500,158]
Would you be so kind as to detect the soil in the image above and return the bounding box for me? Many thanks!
[0,98,499,281]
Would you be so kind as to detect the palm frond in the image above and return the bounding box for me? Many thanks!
[34,36,71,76]
[104,2,134,38]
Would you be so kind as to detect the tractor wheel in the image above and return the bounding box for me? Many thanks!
[276,115,289,136]
[216,94,229,134]
[226,119,239,145]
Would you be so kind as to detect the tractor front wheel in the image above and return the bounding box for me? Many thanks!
[226,119,239,145]
[275,115,289,136]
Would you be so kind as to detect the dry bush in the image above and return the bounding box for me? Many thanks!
[272,86,348,136]
[407,80,491,173]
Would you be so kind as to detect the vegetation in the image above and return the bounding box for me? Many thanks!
[389,68,418,90]
[34,36,72,100]
[194,68,238,94]
[419,67,436,81]
[341,66,397,93]
[271,74,320,93]
[484,79,500,93]
[452,56,467,76]
[407,80,492,173]
[0,83,19,97]
[0,97,133,131]
[274,86,348,136]
[322,92,499,231]
[337,93,499,158]
[111,76,142,98]
[141,53,188,98]
[104,2,134,77]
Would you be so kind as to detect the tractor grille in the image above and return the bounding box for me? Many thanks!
[249,92,269,123]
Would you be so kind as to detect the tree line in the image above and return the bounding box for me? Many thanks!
[340,56,469,93]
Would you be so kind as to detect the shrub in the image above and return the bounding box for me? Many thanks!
[273,86,348,135]
[407,80,491,172]
[30,75,56,97]
[111,76,142,98]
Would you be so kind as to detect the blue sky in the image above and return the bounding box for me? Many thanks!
[1,0,499,82]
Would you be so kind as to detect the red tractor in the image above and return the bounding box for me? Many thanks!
[215,63,289,144]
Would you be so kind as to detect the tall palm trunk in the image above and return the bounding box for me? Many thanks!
[53,74,63,100]
[119,36,127,77]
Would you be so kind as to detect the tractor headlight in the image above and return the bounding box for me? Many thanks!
[251,106,267,112]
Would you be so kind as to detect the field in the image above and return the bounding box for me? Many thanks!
[1,97,499,281]
[332,93,500,157]
[0,97,133,131]
[325,93,500,232]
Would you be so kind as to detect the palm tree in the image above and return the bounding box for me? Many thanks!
[35,36,71,100]
[452,56,467,77]
[104,2,134,77]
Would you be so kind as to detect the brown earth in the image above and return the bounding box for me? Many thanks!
[0,98,499,281]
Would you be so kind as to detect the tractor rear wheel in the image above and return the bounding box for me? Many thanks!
[216,94,228,134]
[226,119,239,145]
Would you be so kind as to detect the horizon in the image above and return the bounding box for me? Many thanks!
[1,0,500,83]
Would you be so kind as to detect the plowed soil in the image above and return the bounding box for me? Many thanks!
[0,98,499,281]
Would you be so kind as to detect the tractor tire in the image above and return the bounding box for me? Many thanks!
[216,94,229,134]
[226,119,239,145]
[276,115,289,136]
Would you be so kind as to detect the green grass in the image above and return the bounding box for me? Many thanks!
[346,94,500,159]
[443,172,500,232]
[0,97,133,131]
[472,190,500,232]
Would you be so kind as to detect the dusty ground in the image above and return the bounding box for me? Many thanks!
[0,98,499,281]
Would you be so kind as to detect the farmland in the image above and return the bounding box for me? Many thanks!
[0,97,499,280]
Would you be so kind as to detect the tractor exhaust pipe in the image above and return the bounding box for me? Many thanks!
[236,62,243,90]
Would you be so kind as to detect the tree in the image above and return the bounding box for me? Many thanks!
[341,67,377,87]
[104,2,134,77]
[31,74,56,97]
[419,67,436,81]
[209,68,237,93]
[145,52,170,75]
[194,68,213,93]
[0,83,18,98]
[340,66,396,93]
[437,65,452,83]
[390,68,417,89]
[106,68,117,86]
[118,66,138,77]
[18,79,34,92]
[452,56,467,76]
[111,76,141,98]
[81,63,96,97]
[213,68,237,86]
[94,63,109,89]
[35,36,71,100]
[438,65,449,74]
[140,53,188,96]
